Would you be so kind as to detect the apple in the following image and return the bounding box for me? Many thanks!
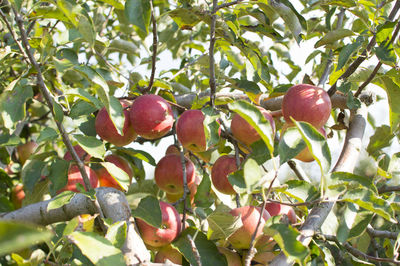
[96,154,134,191]
[63,145,91,162]
[211,155,240,195]
[282,84,331,128]
[155,154,195,195]
[11,184,25,209]
[165,144,180,155]
[57,165,99,193]
[176,109,207,153]
[217,247,242,266]
[281,124,327,162]
[231,106,276,147]
[129,94,174,139]
[16,141,38,165]
[255,235,276,253]
[165,175,200,204]
[154,245,182,264]
[136,201,182,247]
[95,100,137,146]
[264,202,296,224]
[228,206,271,250]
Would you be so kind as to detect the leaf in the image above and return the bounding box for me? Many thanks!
[367,125,394,158]
[269,0,303,43]
[194,172,213,208]
[125,0,150,37]
[227,78,262,103]
[77,14,96,47]
[68,231,125,266]
[100,162,130,192]
[37,127,58,143]
[73,134,105,159]
[328,172,377,194]
[131,196,161,228]
[264,216,309,264]
[278,126,307,165]
[97,0,124,9]
[47,159,70,195]
[21,160,46,193]
[207,210,242,241]
[322,0,356,7]
[52,101,64,123]
[105,221,127,249]
[0,221,53,256]
[278,180,319,203]
[168,8,201,29]
[374,43,397,67]
[228,100,274,156]
[47,191,75,211]
[314,29,354,48]
[69,100,97,119]
[202,107,220,150]
[109,39,138,55]
[117,147,156,166]
[337,36,364,70]
[172,227,227,266]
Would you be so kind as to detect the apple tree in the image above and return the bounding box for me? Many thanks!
[1,0,400,265]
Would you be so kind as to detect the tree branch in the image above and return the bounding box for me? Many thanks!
[366,225,399,240]
[145,0,157,94]
[209,0,218,108]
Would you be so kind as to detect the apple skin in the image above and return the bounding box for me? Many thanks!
[165,175,200,204]
[16,141,38,165]
[96,154,134,191]
[231,106,276,147]
[63,145,91,162]
[165,144,180,155]
[95,101,137,146]
[11,184,25,209]
[228,206,271,250]
[217,247,242,266]
[282,84,331,128]
[154,245,183,264]
[211,155,239,195]
[136,201,182,247]
[281,124,326,162]
[155,154,196,195]
[176,109,207,153]
[264,202,296,224]
[130,94,174,140]
[57,165,99,193]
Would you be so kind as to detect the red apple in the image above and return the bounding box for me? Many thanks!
[165,144,180,155]
[57,165,99,193]
[264,202,296,224]
[231,106,276,147]
[16,141,38,165]
[228,206,271,250]
[282,84,331,128]
[96,154,134,191]
[63,145,91,162]
[165,175,200,204]
[95,100,137,146]
[218,247,242,266]
[155,154,195,195]
[136,201,182,247]
[154,245,182,264]
[176,109,207,153]
[211,155,240,195]
[129,94,174,140]
[11,184,25,209]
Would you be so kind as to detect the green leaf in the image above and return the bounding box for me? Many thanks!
[131,196,162,228]
[77,14,96,47]
[109,39,138,55]
[227,78,262,103]
[73,134,105,159]
[172,227,226,266]
[194,172,213,208]
[328,172,377,194]
[69,100,97,119]
[125,0,150,37]
[0,133,22,147]
[100,162,130,192]
[374,43,397,67]
[336,203,373,243]
[0,221,53,256]
[207,209,242,241]
[29,6,70,22]
[269,0,303,43]
[278,126,307,165]
[21,160,46,193]
[228,100,274,156]
[314,29,354,48]
[48,159,69,194]
[117,147,156,166]
[168,8,201,29]
[278,180,319,203]
[68,231,125,266]
[108,96,125,136]
[105,221,127,249]
[53,101,64,123]
[37,127,58,143]
[264,216,309,264]
[202,107,220,150]
[47,191,75,211]
[97,0,124,9]
[337,36,364,70]
[367,125,394,158]
[228,169,246,194]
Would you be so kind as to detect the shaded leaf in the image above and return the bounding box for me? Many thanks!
[314,29,354,48]
[131,196,162,228]
[125,0,150,37]
[367,125,394,158]
[207,210,242,241]
[47,191,75,211]
[73,134,105,159]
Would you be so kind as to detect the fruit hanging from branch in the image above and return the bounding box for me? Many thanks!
[211,155,240,195]
[176,109,207,153]
[57,165,99,193]
[96,154,134,191]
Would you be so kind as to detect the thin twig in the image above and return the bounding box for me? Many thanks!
[209,0,218,108]
[267,198,324,207]
[99,6,113,37]
[366,225,399,240]
[378,185,400,194]
[145,0,157,93]
[287,160,310,182]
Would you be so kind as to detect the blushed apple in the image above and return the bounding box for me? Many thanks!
[57,165,99,193]
[63,144,91,162]
[211,155,239,195]
[264,202,296,224]
[11,184,25,209]
[16,141,38,165]
[96,154,134,191]
[130,94,174,140]
[165,175,200,204]
[176,109,207,152]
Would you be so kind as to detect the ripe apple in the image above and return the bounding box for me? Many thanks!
[217,247,242,266]
[16,141,38,165]
[281,124,327,162]
[165,175,200,204]
[165,144,180,155]
[96,154,134,191]
[95,100,137,146]
[154,245,182,264]
[264,202,296,224]
[11,184,25,209]
[228,206,271,250]
[63,145,91,162]
[211,155,240,195]
[57,165,99,193]
[136,201,182,247]
[155,154,195,195]
[176,109,207,153]
[129,94,174,140]
[231,106,276,147]
[282,84,331,128]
